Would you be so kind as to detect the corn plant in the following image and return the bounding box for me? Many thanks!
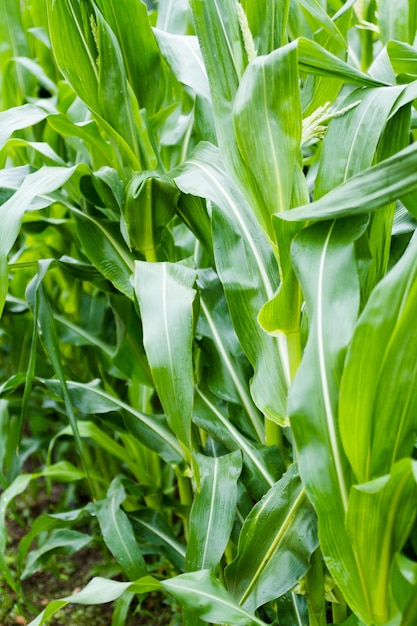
[1,0,417,625]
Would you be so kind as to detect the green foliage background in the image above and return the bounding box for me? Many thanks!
[1,1,417,625]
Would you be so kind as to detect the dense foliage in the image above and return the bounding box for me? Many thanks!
[1,0,417,624]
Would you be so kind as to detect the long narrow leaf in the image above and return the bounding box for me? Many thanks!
[0,164,87,315]
[346,459,417,624]
[186,451,242,571]
[339,234,417,482]
[288,218,372,621]
[162,570,268,626]
[225,464,318,612]
[134,261,197,448]
[233,41,301,238]
[174,142,290,424]
[94,478,146,581]
[42,378,184,463]
[278,142,417,222]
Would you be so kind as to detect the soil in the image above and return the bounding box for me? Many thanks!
[0,482,179,626]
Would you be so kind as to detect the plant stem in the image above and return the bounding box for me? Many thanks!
[176,467,193,541]
[306,548,327,626]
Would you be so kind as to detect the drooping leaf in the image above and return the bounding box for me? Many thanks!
[154,29,210,100]
[388,40,417,77]
[28,576,161,626]
[298,37,386,87]
[162,570,268,626]
[0,164,87,315]
[279,142,417,222]
[0,103,49,151]
[72,209,135,300]
[42,378,184,463]
[174,142,290,425]
[93,477,147,581]
[134,261,197,448]
[186,450,242,571]
[22,529,92,580]
[232,41,301,238]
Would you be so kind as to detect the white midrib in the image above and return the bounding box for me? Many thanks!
[191,158,291,387]
[238,485,306,606]
[317,223,349,511]
[196,387,274,489]
[200,456,219,568]
[200,297,264,442]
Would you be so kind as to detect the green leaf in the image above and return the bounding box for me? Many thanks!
[0,0,35,105]
[134,261,197,448]
[42,378,184,463]
[154,29,210,100]
[391,554,417,625]
[298,0,346,46]
[190,0,263,214]
[123,171,178,257]
[190,0,246,113]
[94,0,165,115]
[131,509,186,571]
[94,477,147,580]
[0,103,49,150]
[47,114,116,170]
[174,142,290,425]
[240,0,290,53]
[28,576,161,626]
[340,234,417,482]
[162,570,268,626]
[22,529,92,580]
[186,451,242,571]
[72,210,135,300]
[0,164,86,315]
[47,0,154,173]
[279,142,417,222]
[157,0,191,34]
[47,0,100,112]
[388,40,417,77]
[193,385,281,498]
[225,464,317,612]
[197,270,263,442]
[233,41,301,236]
[378,0,417,45]
[315,85,406,199]
[288,218,372,621]
[346,459,417,624]
[26,261,87,484]
[298,38,386,87]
